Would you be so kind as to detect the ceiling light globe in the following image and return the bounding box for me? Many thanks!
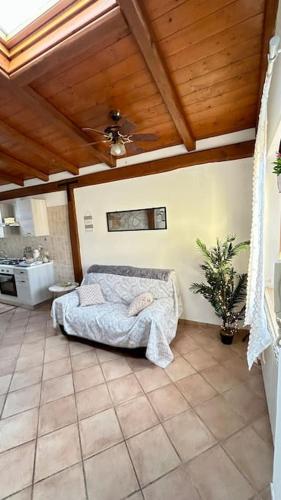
[110,142,126,157]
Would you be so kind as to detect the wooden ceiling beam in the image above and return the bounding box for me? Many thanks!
[0,150,49,182]
[0,119,79,176]
[0,171,24,187]
[0,140,254,201]
[22,86,115,167]
[118,0,195,151]
[0,72,114,168]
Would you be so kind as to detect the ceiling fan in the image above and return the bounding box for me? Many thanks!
[82,109,159,157]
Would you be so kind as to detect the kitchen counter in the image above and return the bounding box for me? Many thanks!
[0,261,55,309]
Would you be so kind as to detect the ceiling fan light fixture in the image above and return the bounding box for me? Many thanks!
[110,141,126,157]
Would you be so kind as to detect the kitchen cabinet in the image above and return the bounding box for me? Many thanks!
[15,198,49,236]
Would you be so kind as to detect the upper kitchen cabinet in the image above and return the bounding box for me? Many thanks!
[15,198,49,237]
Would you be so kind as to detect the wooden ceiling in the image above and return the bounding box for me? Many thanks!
[0,0,277,188]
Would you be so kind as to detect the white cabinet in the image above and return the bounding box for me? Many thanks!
[15,198,49,236]
[14,262,54,306]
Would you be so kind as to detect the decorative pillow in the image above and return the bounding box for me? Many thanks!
[128,292,154,317]
[77,283,105,307]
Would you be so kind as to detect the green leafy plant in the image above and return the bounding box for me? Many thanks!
[273,153,281,175]
[190,236,249,335]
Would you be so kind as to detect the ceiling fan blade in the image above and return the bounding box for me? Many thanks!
[131,133,158,142]
[119,118,136,134]
[126,142,145,155]
[82,127,105,136]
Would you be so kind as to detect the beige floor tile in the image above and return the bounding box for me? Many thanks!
[223,426,273,491]
[19,341,44,358]
[0,408,38,452]
[0,344,20,362]
[116,395,158,438]
[41,373,74,405]
[184,348,217,371]
[223,383,267,423]
[3,383,41,418]
[222,356,253,382]
[165,357,195,382]
[80,408,123,458]
[35,424,81,482]
[252,414,273,444]
[108,373,142,405]
[76,384,112,420]
[0,357,17,376]
[143,466,200,500]
[135,366,170,392]
[101,358,132,381]
[187,445,254,500]
[0,394,5,413]
[95,348,123,363]
[44,344,69,363]
[10,366,42,392]
[127,356,153,372]
[6,486,32,499]
[123,492,143,500]
[176,373,217,407]
[16,352,44,372]
[0,441,35,499]
[195,394,246,439]
[148,384,189,420]
[33,463,86,500]
[38,395,77,435]
[85,442,138,500]
[171,335,199,355]
[246,373,266,399]
[71,350,98,371]
[127,424,180,487]
[201,364,241,393]
[42,358,71,381]
[73,364,104,392]
[69,341,93,356]
[203,339,236,363]
[0,373,11,395]
[164,409,216,462]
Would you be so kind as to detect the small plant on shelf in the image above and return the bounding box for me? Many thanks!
[190,236,249,345]
[273,152,281,176]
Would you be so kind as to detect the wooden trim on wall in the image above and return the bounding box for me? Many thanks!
[66,185,83,283]
[0,140,255,201]
[118,0,195,151]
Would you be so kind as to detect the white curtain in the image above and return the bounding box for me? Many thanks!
[246,53,276,368]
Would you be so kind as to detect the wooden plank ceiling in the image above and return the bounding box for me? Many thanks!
[0,0,274,187]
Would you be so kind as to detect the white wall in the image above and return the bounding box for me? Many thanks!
[74,158,252,324]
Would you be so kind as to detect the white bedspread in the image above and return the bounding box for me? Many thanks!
[51,271,181,368]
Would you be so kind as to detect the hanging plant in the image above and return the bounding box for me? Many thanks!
[273,152,281,192]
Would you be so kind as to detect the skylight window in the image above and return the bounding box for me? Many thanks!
[0,0,60,38]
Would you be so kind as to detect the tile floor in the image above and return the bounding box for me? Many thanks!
[0,305,273,500]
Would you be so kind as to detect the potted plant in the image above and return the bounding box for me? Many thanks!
[190,236,249,345]
[273,152,281,192]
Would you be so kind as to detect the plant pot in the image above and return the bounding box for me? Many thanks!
[220,328,234,345]
[277,175,281,193]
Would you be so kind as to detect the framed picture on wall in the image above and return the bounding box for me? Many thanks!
[106,207,167,232]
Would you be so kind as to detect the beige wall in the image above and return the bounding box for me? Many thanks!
[0,205,74,283]
[74,158,252,324]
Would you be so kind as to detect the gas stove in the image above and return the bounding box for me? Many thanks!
[0,258,24,266]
